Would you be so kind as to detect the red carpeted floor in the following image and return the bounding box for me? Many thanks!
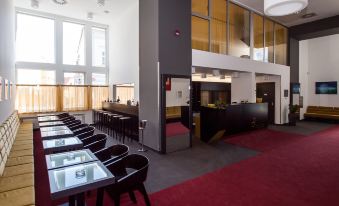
[165,122,190,137]
[224,129,307,152]
[35,126,339,206]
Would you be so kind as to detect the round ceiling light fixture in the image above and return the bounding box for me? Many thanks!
[53,0,67,5]
[31,0,39,9]
[264,0,308,16]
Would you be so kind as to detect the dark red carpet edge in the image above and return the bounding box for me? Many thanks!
[224,129,307,152]
[35,126,339,206]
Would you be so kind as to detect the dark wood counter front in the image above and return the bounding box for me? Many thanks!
[102,102,139,140]
[200,103,268,143]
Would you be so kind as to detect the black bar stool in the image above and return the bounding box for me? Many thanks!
[119,116,131,144]
[112,115,123,139]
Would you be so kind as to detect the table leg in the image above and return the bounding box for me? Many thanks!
[96,188,104,206]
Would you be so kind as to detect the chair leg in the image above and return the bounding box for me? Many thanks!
[128,191,137,203]
[138,184,151,206]
[96,188,104,206]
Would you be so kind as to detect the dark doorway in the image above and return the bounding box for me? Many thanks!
[256,83,275,124]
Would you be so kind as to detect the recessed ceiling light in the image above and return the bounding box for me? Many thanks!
[53,0,67,5]
[104,10,110,14]
[302,12,317,19]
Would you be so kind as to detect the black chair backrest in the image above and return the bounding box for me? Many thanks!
[57,113,69,118]
[71,124,89,133]
[62,116,76,123]
[66,119,81,127]
[84,139,107,153]
[82,133,107,146]
[94,144,129,164]
[76,126,95,139]
[106,154,149,184]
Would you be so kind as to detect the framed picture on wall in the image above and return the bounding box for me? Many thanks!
[0,76,2,101]
[5,79,8,100]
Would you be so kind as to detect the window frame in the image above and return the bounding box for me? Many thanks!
[15,8,109,85]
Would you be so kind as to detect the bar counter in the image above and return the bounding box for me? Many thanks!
[199,103,268,143]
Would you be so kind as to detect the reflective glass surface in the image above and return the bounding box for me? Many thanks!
[48,150,94,169]
[52,162,108,190]
[41,130,73,138]
[39,121,64,127]
[38,116,60,122]
[44,137,80,149]
[40,126,69,132]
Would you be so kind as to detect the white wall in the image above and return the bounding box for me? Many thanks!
[109,0,139,101]
[0,0,15,124]
[299,34,339,119]
[231,72,255,103]
[193,49,290,124]
[256,75,282,124]
[166,78,190,107]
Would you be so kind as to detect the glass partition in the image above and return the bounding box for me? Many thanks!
[229,3,250,58]
[162,76,191,153]
[211,0,227,54]
[192,16,210,51]
[264,18,274,63]
[275,24,288,65]
[192,0,209,16]
[253,13,264,61]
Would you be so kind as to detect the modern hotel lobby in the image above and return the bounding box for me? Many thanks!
[2,0,339,205]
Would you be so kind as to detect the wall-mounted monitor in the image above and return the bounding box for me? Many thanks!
[315,81,337,94]
[292,83,300,94]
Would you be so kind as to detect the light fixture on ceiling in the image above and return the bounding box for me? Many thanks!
[87,12,94,20]
[31,0,39,9]
[98,0,105,7]
[53,0,67,5]
[302,12,317,19]
[264,0,308,16]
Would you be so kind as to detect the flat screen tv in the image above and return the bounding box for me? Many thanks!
[315,81,337,94]
[292,83,300,94]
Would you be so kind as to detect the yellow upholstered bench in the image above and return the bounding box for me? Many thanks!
[304,106,339,120]
[166,106,182,120]
[0,111,35,206]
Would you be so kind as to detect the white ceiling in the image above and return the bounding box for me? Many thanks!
[14,0,136,25]
[233,0,339,27]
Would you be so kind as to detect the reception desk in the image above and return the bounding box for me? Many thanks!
[200,103,268,143]
[102,102,139,140]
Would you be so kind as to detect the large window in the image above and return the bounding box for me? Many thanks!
[253,13,264,61]
[229,3,250,58]
[115,84,135,104]
[191,0,288,66]
[275,24,288,65]
[63,22,85,65]
[16,13,55,63]
[92,73,106,85]
[92,28,106,67]
[264,19,274,63]
[17,69,56,85]
[211,0,227,54]
[64,72,85,85]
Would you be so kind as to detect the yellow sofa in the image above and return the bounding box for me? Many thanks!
[0,111,35,206]
[304,106,339,120]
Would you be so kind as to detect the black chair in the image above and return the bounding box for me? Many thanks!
[84,139,106,153]
[82,133,107,147]
[70,124,89,132]
[98,154,151,206]
[66,119,81,128]
[94,144,129,165]
[62,116,76,123]
[57,113,69,118]
[76,126,95,140]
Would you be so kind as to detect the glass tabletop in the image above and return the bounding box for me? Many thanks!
[39,121,64,127]
[46,149,97,170]
[38,116,60,122]
[41,130,73,138]
[40,126,69,132]
[52,162,108,190]
[43,137,81,149]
